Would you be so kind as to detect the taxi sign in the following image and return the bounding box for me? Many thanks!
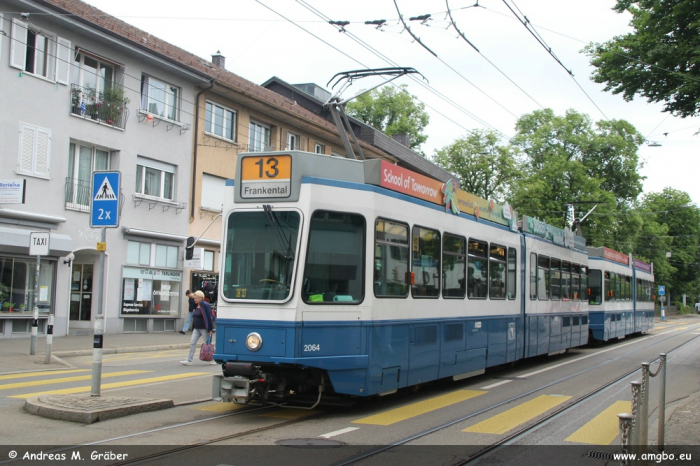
[90,171,121,228]
[240,155,291,198]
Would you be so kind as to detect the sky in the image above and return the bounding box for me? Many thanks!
[82,0,699,204]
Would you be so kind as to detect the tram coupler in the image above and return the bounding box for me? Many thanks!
[213,374,255,404]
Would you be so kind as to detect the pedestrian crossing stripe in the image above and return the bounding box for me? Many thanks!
[9,372,208,399]
[1,370,149,390]
[565,400,631,445]
[463,394,571,434]
[353,390,486,426]
[0,369,89,381]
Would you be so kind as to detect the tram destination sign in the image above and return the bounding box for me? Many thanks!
[240,155,291,199]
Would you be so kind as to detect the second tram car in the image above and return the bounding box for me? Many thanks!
[587,247,655,341]
[212,151,599,404]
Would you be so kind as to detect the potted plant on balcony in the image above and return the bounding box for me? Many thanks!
[102,84,129,126]
[71,87,83,115]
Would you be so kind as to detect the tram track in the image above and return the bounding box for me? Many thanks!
[333,325,700,466]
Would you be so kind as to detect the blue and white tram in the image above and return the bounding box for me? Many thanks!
[212,151,589,404]
[586,247,655,341]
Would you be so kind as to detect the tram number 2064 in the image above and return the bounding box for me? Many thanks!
[303,344,320,352]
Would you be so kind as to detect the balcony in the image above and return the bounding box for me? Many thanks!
[65,177,91,212]
[70,83,129,129]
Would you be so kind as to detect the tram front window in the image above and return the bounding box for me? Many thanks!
[222,210,300,301]
[302,211,365,304]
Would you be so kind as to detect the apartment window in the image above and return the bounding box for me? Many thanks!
[18,122,51,179]
[141,75,179,121]
[287,132,299,150]
[127,241,151,266]
[66,142,110,209]
[201,173,226,211]
[249,121,271,152]
[72,51,115,95]
[155,245,178,268]
[135,157,175,201]
[10,19,70,84]
[205,101,236,141]
[314,143,325,154]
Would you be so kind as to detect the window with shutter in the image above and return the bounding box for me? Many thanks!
[201,174,226,211]
[10,19,28,71]
[18,123,51,179]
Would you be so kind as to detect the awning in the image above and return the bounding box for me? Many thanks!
[0,226,74,257]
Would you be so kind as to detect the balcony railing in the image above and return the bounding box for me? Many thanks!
[65,177,91,212]
[70,83,129,129]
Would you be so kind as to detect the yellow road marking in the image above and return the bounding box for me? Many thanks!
[192,402,247,413]
[353,390,486,426]
[463,395,571,434]
[0,370,89,381]
[1,370,150,390]
[79,350,185,363]
[565,400,631,445]
[9,372,207,398]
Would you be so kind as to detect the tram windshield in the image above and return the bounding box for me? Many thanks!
[222,210,300,301]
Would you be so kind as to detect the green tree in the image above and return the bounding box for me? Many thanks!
[509,109,645,242]
[639,189,700,303]
[346,84,429,153]
[584,0,700,117]
[432,130,521,202]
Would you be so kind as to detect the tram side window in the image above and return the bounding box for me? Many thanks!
[550,258,561,300]
[571,263,580,300]
[468,239,488,299]
[374,219,409,298]
[302,211,365,304]
[507,248,517,300]
[538,255,550,300]
[412,226,440,298]
[562,261,571,300]
[604,271,612,301]
[530,253,537,300]
[589,269,602,304]
[615,273,622,301]
[636,278,643,302]
[489,244,507,299]
[581,266,588,301]
[442,234,466,298]
[625,276,631,301]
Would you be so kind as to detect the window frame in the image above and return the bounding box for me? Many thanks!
[537,255,550,300]
[141,74,180,122]
[507,247,517,300]
[287,131,299,150]
[11,18,70,84]
[467,239,488,299]
[249,120,271,152]
[374,218,410,298]
[411,225,441,299]
[135,161,175,201]
[442,233,466,299]
[314,142,325,154]
[205,100,237,142]
[489,243,507,300]
[66,142,111,210]
[17,122,51,179]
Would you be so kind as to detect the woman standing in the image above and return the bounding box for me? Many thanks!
[180,290,215,365]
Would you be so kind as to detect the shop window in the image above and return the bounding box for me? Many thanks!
[155,245,178,268]
[0,256,54,315]
[127,241,151,265]
[121,266,182,317]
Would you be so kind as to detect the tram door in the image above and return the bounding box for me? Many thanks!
[408,324,439,386]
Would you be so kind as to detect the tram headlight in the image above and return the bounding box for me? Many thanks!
[246,332,263,351]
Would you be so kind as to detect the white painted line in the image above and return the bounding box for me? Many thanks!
[480,379,513,389]
[320,427,359,439]
[517,329,679,379]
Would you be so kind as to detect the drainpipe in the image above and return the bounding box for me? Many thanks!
[191,78,216,218]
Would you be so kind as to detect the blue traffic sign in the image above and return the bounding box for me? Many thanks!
[658,286,665,296]
[90,171,121,228]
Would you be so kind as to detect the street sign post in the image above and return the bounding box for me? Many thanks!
[89,171,121,397]
[28,232,49,355]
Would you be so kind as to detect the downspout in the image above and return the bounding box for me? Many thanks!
[191,78,216,218]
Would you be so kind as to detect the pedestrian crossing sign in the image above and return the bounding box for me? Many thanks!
[90,171,121,228]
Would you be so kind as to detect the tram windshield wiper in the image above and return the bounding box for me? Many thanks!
[263,204,293,260]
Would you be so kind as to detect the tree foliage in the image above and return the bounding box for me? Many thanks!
[584,0,700,117]
[346,84,429,153]
[432,130,521,202]
[509,109,645,240]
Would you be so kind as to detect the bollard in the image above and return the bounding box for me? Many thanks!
[657,354,667,451]
[641,362,650,457]
[44,314,54,364]
[618,413,634,466]
[631,381,642,456]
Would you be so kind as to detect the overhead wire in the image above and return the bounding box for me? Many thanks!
[294,0,506,137]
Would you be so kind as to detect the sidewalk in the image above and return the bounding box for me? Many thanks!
[1,315,699,448]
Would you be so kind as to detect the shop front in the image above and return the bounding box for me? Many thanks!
[120,266,183,332]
